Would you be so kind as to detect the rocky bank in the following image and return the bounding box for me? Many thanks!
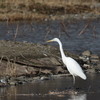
[0,40,100,86]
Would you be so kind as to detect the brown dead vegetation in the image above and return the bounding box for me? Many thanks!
[0,0,100,21]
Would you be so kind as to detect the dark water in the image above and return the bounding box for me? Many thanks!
[0,74,100,100]
[0,19,100,100]
[0,19,100,55]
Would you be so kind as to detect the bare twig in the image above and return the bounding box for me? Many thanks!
[14,23,19,42]
[78,19,91,36]
[6,18,10,34]
[92,26,97,37]
[88,85,91,92]
[60,21,69,32]
[60,21,70,38]
[18,24,24,37]
[61,28,70,38]
[11,24,15,36]
[58,27,62,38]
[30,22,35,31]
[0,56,3,63]
[44,29,52,40]
[6,18,9,26]
[58,32,61,38]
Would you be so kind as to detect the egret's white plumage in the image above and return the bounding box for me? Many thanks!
[46,38,86,84]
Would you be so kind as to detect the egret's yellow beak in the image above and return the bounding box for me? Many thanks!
[46,39,53,43]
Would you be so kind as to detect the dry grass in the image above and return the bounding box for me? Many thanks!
[0,59,17,77]
[0,0,99,21]
[34,0,99,6]
[6,60,17,77]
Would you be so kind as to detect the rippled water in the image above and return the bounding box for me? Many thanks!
[0,74,100,100]
[0,19,100,100]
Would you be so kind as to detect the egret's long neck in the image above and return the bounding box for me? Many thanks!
[57,40,66,58]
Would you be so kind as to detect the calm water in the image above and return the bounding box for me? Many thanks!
[0,19,100,100]
[0,73,100,100]
[0,19,100,55]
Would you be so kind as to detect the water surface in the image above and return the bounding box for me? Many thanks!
[0,19,100,55]
[0,74,100,100]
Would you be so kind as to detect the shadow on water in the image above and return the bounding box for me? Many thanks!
[0,74,100,100]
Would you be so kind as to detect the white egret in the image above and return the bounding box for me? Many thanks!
[46,38,86,84]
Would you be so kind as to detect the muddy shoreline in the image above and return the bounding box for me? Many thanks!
[0,40,99,86]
